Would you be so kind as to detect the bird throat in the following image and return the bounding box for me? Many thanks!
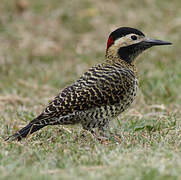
[105,54,138,78]
[105,47,138,78]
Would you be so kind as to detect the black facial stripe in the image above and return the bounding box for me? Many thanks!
[118,42,150,63]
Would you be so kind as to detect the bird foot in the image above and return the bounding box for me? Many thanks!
[96,135,121,144]
[90,130,121,144]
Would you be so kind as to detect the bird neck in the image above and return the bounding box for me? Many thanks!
[105,52,138,78]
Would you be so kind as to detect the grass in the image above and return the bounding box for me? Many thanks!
[0,0,181,179]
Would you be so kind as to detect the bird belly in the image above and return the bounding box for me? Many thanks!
[110,79,139,117]
[80,85,138,130]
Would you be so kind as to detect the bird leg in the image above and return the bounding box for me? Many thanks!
[82,123,109,143]
[87,129,109,143]
[98,122,121,143]
[82,119,121,143]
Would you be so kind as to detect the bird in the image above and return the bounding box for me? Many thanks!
[5,27,172,142]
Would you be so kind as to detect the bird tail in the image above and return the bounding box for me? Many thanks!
[5,114,49,141]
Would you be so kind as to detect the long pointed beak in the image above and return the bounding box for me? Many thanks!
[143,38,172,46]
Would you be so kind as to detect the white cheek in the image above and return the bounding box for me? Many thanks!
[114,38,131,47]
[114,37,141,47]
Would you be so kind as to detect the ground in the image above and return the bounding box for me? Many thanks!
[0,0,181,179]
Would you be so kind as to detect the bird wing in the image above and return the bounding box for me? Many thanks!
[40,64,136,121]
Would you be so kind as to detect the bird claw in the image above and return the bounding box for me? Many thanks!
[90,130,121,144]
[96,135,121,144]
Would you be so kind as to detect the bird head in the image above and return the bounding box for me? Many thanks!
[106,27,172,63]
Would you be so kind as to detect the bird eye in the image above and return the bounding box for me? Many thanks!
[131,35,137,40]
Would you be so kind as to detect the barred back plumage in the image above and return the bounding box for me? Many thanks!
[5,27,171,142]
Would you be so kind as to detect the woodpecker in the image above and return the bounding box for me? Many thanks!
[5,27,172,142]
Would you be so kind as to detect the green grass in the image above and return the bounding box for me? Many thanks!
[1,0,181,179]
